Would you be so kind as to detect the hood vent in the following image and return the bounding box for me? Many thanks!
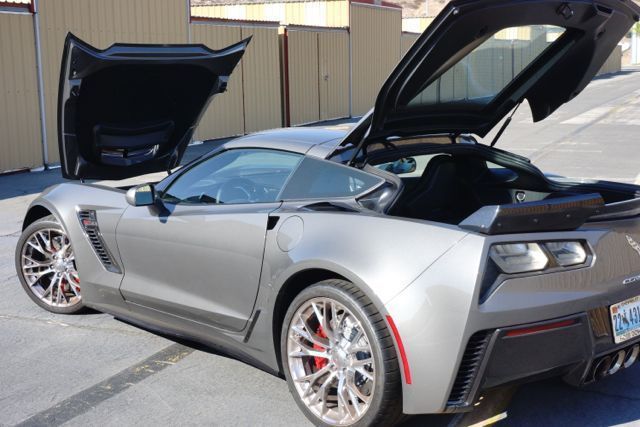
[77,210,121,274]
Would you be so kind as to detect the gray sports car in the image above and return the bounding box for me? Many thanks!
[15,0,640,425]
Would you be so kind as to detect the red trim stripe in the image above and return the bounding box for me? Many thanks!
[504,319,577,338]
[386,315,412,384]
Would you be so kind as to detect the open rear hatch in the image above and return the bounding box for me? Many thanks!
[337,0,640,156]
[58,33,249,180]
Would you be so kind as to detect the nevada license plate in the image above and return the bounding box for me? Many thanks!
[610,295,640,344]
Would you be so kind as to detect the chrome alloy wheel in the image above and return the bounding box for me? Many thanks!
[20,228,81,307]
[287,297,376,426]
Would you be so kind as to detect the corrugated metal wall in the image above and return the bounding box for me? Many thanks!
[285,27,349,126]
[240,25,283,132]
[191,23,245,140]
[318,30,349,120]
[191,0,349,27]
[350,2,402,116]
[37,0,189,165]
[0,11,42,172]
[286,29,320,125]
[191,21,282,138]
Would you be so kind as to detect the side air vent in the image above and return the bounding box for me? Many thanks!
[447,330,492,408]
[77,210,121,273]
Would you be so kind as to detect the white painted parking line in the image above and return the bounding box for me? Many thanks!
[468,412,508,427]
[561,105,616,125]
[561,88,640,126]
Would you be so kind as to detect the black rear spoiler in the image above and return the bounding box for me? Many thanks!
[459,193,604,235]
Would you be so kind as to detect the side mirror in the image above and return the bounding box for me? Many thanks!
[125,183,156,207]
[387,157,417,175]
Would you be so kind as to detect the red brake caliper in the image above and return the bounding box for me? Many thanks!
[314,325,328,369]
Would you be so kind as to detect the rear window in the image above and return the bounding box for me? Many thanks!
[280,157,383,200]
[408,25,565,108]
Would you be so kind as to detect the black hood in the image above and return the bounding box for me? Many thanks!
[58,33,249,180]
[340,0,639,153]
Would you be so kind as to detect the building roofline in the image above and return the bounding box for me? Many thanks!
[190,15,281,27]
[350,0,402,10]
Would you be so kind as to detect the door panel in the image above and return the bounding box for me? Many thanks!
[116,202,279,331]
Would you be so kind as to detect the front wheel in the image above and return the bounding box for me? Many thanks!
[15,215,84,314]
[281,280,404,426]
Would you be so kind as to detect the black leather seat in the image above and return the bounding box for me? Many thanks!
[397,155,479,224]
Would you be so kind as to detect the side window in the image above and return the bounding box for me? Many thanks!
[161,149,302,205]
[280,157,383,200]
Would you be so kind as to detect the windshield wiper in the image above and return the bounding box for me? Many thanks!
[490,101,522,147]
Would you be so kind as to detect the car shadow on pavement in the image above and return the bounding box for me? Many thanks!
[501,372,640,427]
[113,313,640,427]
[593,67,640,82]
[403,371,640,426]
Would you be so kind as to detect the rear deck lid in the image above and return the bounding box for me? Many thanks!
[58,33,249,180]
[340,0,639,155]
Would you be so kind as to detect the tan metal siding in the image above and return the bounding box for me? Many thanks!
[401,32,419,56]
[240,25,282,132]
[318,30,349,120]
[350,3,402,116]
[191,23,245,140]
[324,1,348,27]
[286,29,320,125]
[0,12,42,172]
[37,0,188,164]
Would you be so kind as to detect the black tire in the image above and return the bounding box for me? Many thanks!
[15,215,85,314]
[281,279,405,426]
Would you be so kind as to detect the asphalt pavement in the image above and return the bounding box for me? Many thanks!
[2,68,640,427]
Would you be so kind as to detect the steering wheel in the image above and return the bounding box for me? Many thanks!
[216,178,257,203]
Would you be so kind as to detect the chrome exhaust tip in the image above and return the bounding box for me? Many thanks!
[624,344,640,369]
[594,356,612,380]
[608,350,626,375]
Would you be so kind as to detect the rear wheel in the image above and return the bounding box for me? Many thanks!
[281,280,404,426]
[15,216,84,314]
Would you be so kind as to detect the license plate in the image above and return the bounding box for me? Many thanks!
[610,295,640,344]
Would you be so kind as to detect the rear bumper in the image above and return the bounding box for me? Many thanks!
[447,310,640,412]
[383,226,640,415]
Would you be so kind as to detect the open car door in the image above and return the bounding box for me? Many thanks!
[58,33,249,180]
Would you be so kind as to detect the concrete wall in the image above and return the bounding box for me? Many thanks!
[598,45,623,76]
[401,31,419,56]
